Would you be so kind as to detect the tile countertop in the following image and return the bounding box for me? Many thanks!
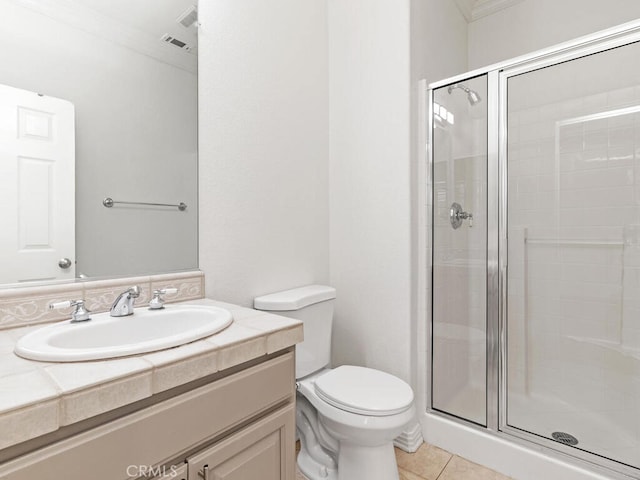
[0,298,303,451]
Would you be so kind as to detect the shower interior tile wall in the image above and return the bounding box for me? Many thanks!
[507,79,640,465]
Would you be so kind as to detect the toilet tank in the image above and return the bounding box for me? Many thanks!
[254,285,336,379]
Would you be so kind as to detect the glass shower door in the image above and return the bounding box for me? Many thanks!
[505,40,640,469]
[432,75,488,425]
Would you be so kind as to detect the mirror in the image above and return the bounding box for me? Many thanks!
[0,0,198,286]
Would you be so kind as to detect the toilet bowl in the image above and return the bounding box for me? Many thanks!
[254,285,415,480]
[297,367,415,480]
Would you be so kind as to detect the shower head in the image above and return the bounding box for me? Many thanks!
[447,83,481,106]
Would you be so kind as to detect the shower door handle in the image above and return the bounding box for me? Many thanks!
[450,202,473,229]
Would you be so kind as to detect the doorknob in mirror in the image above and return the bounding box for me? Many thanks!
[58,258,73,269]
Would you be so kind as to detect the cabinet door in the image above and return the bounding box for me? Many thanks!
[187,404,295,480]
[149,463,187,480]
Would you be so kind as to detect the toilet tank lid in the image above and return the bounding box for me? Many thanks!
[254,285,336,311]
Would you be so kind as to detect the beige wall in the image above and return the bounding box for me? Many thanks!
[198,0,469,384]
[328,0,412,382]
[328,0,468,383]
[198,0,330,307]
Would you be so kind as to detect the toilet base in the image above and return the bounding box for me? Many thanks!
[336,442,399,480]
[297,448,338,480]
[298,441,400,480]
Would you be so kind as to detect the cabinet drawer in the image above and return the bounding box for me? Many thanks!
[0,352,294,480]
[148,463,187,480]
[187,404,295,480]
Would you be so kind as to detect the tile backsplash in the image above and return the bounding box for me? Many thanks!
[0,271,204,330]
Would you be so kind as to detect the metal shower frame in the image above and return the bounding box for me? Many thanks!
[425,18,640,480]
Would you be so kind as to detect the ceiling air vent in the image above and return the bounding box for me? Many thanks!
[177,5,198,29]
[161,33,193,53]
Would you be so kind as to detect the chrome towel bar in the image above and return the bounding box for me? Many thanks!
[103,197,187,211]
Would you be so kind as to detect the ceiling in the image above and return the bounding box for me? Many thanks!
[78,0,196,42]
[9,0,197,73]
[454,0,525,22]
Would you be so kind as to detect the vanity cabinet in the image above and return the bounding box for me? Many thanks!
[0,350,296,480]
[150,464,188,480]
[187,405,293,480]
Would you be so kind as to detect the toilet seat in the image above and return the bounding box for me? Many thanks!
[314,366,414,416]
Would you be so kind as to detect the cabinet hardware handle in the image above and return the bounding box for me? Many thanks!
[198,465,209,480]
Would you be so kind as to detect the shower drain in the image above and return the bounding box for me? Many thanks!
[551,431,579,446]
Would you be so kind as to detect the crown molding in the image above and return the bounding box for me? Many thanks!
[6,0,196,74]
[453,0,476,22]
[471,0,525,21]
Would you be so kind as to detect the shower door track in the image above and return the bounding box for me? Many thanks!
[426,17,640,480]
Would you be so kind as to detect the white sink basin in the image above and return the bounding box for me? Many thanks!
[14,305,233,362]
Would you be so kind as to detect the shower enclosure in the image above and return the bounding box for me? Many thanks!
[428,21,640,479]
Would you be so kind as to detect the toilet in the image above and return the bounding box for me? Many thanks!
[254,285,415,480]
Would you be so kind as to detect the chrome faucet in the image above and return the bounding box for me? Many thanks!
[49,299,91,323]
[149,287,178,310]
[110,285,141,317]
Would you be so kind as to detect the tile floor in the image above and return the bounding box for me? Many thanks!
[295,442,513,480]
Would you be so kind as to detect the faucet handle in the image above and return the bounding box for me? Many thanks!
[149,287,178,310]
[49,300,74,310]
[127,285,141,297]
[49,299,91,323]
